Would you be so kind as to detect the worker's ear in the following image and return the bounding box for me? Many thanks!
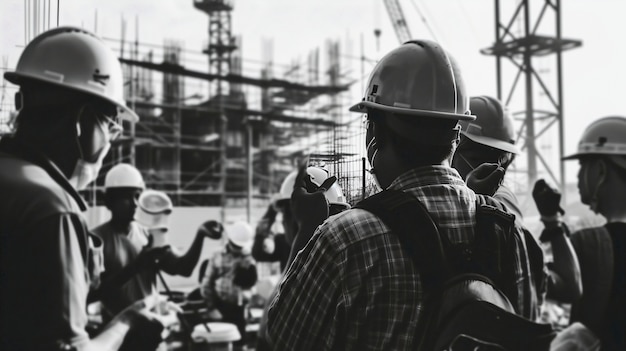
[14,91,23,111]
[597,158,607,182]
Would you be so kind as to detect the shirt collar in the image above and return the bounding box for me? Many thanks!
[0,136,87,211]
[388,165,466,191]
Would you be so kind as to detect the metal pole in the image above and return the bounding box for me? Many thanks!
[494,0,502,100]
[247,121,253,223]
[362,157,366,200]
[523,0,537,188]
[556,0,566,199]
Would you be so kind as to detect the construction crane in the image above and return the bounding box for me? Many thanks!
[383,0,412,43]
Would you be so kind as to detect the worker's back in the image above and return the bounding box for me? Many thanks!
[0,143,91,350]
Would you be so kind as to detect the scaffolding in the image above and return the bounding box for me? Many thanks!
[0,1,367,213]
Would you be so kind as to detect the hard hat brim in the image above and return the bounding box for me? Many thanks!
[4,71,139,123]
[561,153,582,161]
[462,132,520,155]
[349,100,475,121]
[330,202,351,211]
[229,239,253,248]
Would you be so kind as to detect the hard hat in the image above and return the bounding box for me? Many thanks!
[4,26,138,122]
[104,163,145,189]
[135,189,173,231]
[225,221,254,248]
[273,167,351,211]
[563,116,626,168]
[459,96,520,154]
[349,40,474,121]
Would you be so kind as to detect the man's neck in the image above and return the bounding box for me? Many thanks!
[110,218,133,234]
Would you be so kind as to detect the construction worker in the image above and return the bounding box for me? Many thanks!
[533,116,626,349]
[264,40,546,350]
[252,167,350,271]
[0,27,165,351]
[453,95,581,304]
[452,95,523,221]
[201,221,258,350]
[91,163,220,327]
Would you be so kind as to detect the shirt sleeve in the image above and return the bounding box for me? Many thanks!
[266,225,342,350]
[26,213,91,349]
[494,184,524,226]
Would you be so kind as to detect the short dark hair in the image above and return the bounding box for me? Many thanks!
[367,109,457,167]
[14,80,115,133]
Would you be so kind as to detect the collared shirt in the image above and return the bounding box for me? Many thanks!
[266,166,543,350]
[201,247,256,306]
[0,137,91,351]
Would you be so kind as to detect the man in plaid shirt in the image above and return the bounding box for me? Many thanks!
[201,221,257,348]
[264,40,546,350]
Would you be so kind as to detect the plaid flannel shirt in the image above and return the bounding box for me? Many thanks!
[266,166,544,350]
[201,248,255,306]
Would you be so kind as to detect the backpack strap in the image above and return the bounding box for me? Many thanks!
[569,226,613,334]
[355,190,448,288]
[474,194,547,318]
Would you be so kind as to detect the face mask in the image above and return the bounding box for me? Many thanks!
[581,160,606,213]
[366,136,382,188]
[69,142,110,190]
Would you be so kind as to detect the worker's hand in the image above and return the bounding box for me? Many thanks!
[197,220,223,240]
[465,163,505,196]
[153,294,183,320]
[533,179,565,218]
[255,217,274,239]
[262,237,275,254]
[290,163,334,232]
[233,263,258,289]
[262,204,278,223]
[115,297,166,348]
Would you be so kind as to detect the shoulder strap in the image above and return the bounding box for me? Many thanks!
[570,226,613,333]
[475,194,538,314]
[355,190,448,288]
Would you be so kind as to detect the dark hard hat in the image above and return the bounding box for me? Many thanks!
[459,95,519,154]
[350,40,474,122]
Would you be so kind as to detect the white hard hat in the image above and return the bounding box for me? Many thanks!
[273,167,351,211]
[4,26,138,122]
[104,163,145,189]
[225,221,254,248]
[135,190,173,231]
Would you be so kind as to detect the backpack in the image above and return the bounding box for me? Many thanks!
[355,190,556,351]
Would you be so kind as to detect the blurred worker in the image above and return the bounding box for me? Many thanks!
[252,167,350,271]
[534,116,626,349]
[0,26,165,350]
[453,95,581,304]
[264,40,546,350]
[252,205,291,272]
[201,221,258,349]
[91,163,220,326]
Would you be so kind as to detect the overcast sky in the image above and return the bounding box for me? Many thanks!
[1,0,626,187]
